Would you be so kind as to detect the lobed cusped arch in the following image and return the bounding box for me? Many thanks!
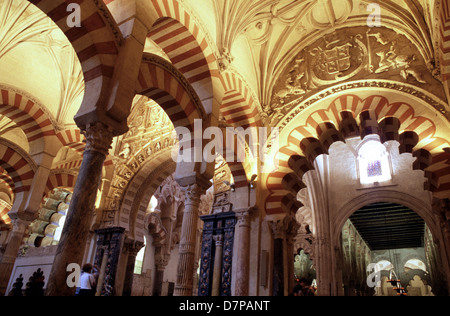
[265,93,450,215]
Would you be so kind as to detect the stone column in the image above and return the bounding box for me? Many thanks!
[270,218,287,296]
[234,208,252,296]
[95,250,109,296]
[0,217,32,295]
[153,255,168,296]
[211,235,224,296]
[46,122,114,296]
[174,182,206,296]
[122,241,144,296]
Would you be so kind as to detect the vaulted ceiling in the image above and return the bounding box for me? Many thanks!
[184,0,442,111]
[0,0,84,129]
[1,0,443,132]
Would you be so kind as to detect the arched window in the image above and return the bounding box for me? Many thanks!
[358,140,392,185]
[404,259,427,272]
[134,236,147,275]
[148,196,158,213]
[375,260,394,273]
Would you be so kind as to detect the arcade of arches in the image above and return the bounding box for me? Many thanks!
[0,0,449,297]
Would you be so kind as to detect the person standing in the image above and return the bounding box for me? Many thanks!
[76,264,97,296]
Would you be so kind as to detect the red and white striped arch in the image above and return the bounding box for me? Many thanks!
[0,89,55,143]
[119,149,176,243]
[282,95,447,156]
[28,0,120,120]
[56,129,86,154]
[107,0,260,186]
[0,143,35,195]
[216,130,253,189]
[220,72,262,129]
[0,89,89,155]
[0,199,12,229]
[0,169,15,203]
[137,54,205,131]
[44,172,77,197]
[265,94,450,215]
[0,169,15,229]
[144,0,262,128]
[147,0,218,114]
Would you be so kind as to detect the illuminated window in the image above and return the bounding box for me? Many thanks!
[404,259,427,272]
[134,236,147,275]
[358,140,391,185]
[53,215,67,243]
[148,196,158,213]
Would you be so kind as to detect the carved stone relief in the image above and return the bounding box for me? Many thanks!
[214,155,233,194]
[106,98,176,213]
[268,26,445,127]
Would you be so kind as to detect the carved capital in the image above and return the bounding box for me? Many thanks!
[270,219,286,239]
[180,183,206,205]
[268,214,299,240]
[155,254,169,270]
[83,122,114,156]
[213,234,224,246]
[125,241,145,257]
[235,207,255,228]
[9,211,36,227]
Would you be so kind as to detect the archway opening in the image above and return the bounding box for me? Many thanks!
[340,201,442,296]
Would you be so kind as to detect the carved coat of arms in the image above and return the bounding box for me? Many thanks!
[316,42,353,75]
[309,36,367,84]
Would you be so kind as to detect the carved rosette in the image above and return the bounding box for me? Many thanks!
[83,122,114,156]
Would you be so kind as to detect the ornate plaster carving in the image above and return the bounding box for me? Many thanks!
[267,26,446,128]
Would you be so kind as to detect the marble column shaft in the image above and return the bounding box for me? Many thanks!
[154,256,168,296]
[234,208,252,296]
[46,123,113,296]
[270,217,288,297]
[211,235,224,296]
[174,183,204,296]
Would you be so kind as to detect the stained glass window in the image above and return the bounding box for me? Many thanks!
[367,160,382,177]
[358,140,391,184]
